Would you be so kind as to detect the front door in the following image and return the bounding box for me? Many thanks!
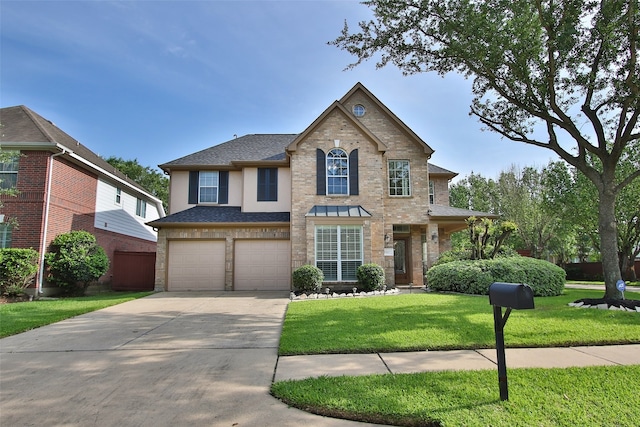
[394,237,411,284]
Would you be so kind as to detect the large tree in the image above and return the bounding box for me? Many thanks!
[332,0,639,298]
[104,157,169,213]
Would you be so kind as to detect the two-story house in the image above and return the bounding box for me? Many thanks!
[0,105,165,295]
[149,83,492,292]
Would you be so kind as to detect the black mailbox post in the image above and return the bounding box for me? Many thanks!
[489,282,535,401]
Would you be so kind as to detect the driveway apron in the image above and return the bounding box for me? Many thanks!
[0,292,373,427]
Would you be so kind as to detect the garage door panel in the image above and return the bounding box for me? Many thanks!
[168,240,225,291]
[235,240,290,291]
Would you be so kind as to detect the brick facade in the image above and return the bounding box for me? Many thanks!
[1,151,156,291]
[154,226,290,291]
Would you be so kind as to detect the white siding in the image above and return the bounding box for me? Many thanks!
[94,179,160,242]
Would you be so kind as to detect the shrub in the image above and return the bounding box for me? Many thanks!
[292,265,324,294]
[45,231,109,295]
[356,263,385,291]
[426,256,565,296]
[0,248,39,296]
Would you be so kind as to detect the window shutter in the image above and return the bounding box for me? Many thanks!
[219,171,229,204]
[316,148,326,195]
[188,171,199,204]
[349,149,359,195]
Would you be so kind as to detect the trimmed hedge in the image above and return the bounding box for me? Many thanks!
[0,248,39,296]
[426,256,566,296]
[292,264,324,294]
[356,263,385,291]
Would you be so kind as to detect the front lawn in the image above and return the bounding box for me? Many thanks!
[279,289,640,355]
[272,365,640,426]
[274,289,640,426]
[0,292,152,338]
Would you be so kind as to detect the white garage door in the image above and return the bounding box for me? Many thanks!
[168,240,225,291]
[234,240,291,290]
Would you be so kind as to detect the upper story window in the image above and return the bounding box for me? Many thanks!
[199,171,219,203]
[115,188,122,205]
[388,160,411,196]
[429,181,435,204]
[327,148,349,195]
[257,168,278,202]
[0,152,19,190]
[352,104,366,117]
[136,198,147,218]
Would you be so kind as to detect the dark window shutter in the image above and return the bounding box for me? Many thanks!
[258,168,278,201]
[218,171,229,204]
[316,148,326,195]
[188,171,199,204]
[349,149,359,195]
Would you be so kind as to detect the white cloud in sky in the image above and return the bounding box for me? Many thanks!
[1,0,559,180]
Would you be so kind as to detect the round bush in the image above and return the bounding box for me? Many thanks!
[292,265,324,294]
[426,256,565,296]
[356,263,385,291]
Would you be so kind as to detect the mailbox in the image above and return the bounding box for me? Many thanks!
[489,282,534,310]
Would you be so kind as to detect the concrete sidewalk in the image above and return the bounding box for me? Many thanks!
[275,344,640,382]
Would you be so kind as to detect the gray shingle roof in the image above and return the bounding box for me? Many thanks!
[428,204,497,218]
[148,206,290,225]
[159,134,297,170]
[0,105,154,196]
[428,163,457,176]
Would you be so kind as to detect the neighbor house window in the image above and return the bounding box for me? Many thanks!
[257,168,278,201]
[0,224,12,248]
[115,188,122,205]
[315,225,362,281]
[136,198,147,218]
[0,152,19,190]
[429,181,435,204]
[327,148,348,195]
[199,171,219,203]
[388,160,411,196]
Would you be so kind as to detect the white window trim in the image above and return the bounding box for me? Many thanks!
[315,225,363,282]
[326,148,349,195]
[199,171,219,204]
[388,160,411,197]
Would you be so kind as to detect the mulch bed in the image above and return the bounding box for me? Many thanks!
[572,298,640,311]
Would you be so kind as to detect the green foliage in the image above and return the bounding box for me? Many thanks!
[466,217,517,259]
[104,156,169,212]
[426,257,565,296]
[356,263,385,291]
[0,248,39,296]
[45,231,109,295]
[435,246,519,266]
[332,0,639,298]
[292,265,324,294]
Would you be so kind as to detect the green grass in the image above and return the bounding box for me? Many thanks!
[0,292,152,338]
[272,365,640,426]
[276,289,640,426]
[279,289,640,355]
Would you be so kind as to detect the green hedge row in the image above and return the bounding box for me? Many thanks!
[426,257,566,296]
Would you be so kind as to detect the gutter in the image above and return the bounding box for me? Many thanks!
[37,146,70,295]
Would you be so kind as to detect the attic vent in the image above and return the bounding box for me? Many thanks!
[352,104,366,117]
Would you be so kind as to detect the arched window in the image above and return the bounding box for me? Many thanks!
[326,148,348,195]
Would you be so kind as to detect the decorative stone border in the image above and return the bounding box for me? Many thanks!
[290,288,400,301]
[568,299,640,313]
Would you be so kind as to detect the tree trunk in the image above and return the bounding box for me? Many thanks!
[599,190,623,299]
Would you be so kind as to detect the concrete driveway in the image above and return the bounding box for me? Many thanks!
[0,292,375,427]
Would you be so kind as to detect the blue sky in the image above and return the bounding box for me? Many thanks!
[1,0,558,180]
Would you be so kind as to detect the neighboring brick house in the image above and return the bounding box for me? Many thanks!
[149,83,493,291]
[0,105,165,295]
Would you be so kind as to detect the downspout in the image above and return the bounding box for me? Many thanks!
[36,148,69,295]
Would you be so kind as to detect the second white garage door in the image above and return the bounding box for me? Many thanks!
[234,240,291,290]
[167,240,226,291]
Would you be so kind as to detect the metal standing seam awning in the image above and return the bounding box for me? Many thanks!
[305,205,372,217]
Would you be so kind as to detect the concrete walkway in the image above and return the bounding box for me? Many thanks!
[1,291,638,427]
